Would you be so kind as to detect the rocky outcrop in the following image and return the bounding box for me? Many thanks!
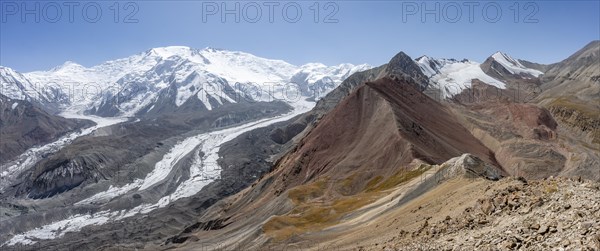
[548,100,600,144]
[441,154,502,180]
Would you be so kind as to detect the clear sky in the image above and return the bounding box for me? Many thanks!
[1,1,599,72]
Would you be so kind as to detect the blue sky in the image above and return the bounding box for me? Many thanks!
[1,1,599,72]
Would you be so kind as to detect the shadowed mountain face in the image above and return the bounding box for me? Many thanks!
[0,94,93,165]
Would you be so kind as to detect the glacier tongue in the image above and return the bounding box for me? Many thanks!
[4,99,316,247]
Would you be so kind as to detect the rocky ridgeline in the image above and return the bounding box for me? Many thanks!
[548,105,600,144]
[385,177,600,251]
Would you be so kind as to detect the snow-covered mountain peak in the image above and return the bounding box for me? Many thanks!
[199,48,297,84]
[299,62,370,73]
[295,62,371,81]
[0,66,29,90]
[491,51,523,67]
[300,62,328,70]
[50,61,86,72]
[489,51,543,78]
[350,63,371,70]
[146,46,200,60]
[0,66,19,76]
[201,47,226,52]
[491,51,506,59]
[0,66,58,103]
[416,55,438,77]
[416,55,434,64]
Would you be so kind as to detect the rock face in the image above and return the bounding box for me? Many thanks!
[315,51,428,115]
[548,102,599,144]
[0,94,92,165]
[384,52,430,91]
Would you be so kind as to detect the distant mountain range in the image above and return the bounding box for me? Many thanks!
[1,46,370,117]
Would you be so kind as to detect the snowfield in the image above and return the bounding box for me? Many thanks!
[430,60,506,96]
[416,56,506,98]
[416,52,544,99]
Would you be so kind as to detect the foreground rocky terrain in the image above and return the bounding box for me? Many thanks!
[372,177,600,251]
